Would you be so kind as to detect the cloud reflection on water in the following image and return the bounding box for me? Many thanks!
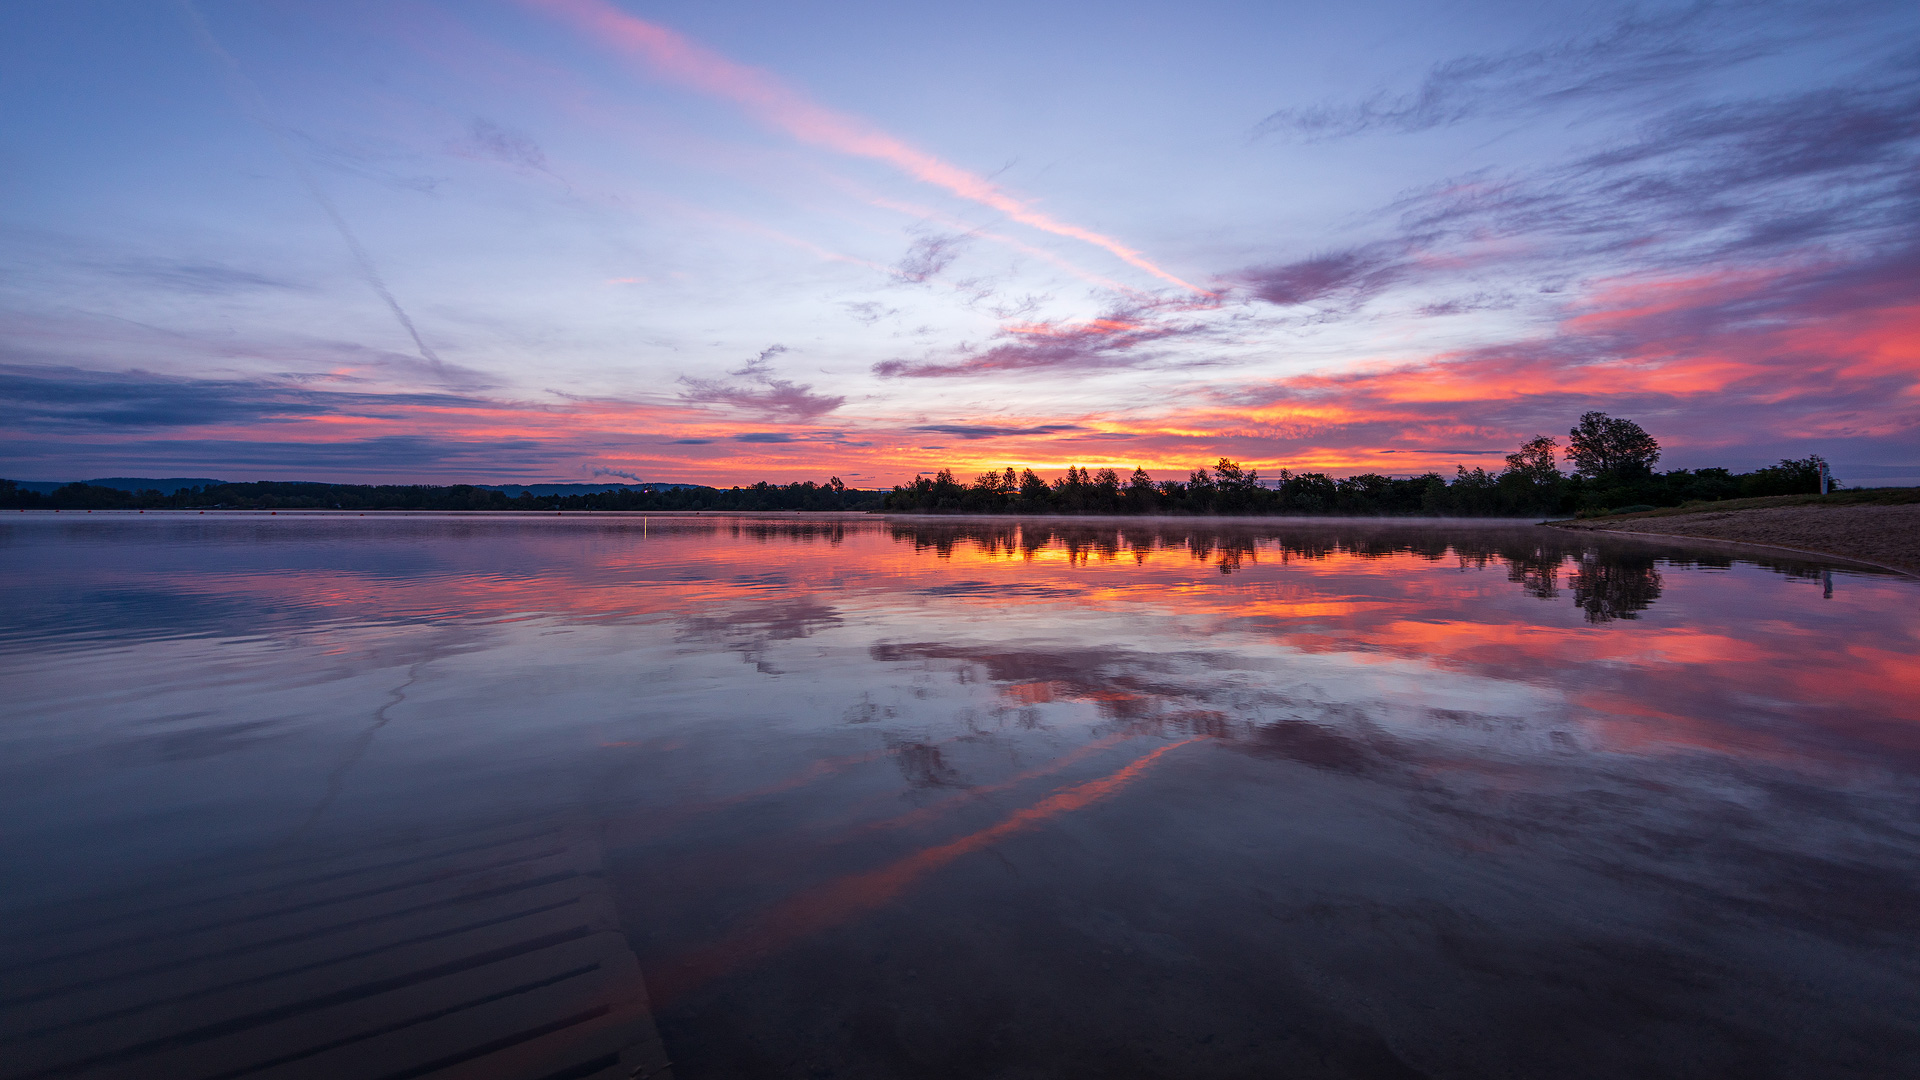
[2,514,1917,1076]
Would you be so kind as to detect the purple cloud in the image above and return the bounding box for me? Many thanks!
[895,234,967,283]
[908,423,1085,439]
[1236,248,1403,308]
[873,306,1209,378]
[0,364,487,430]
[461,118,549,171]
[1394,73,1920,267]
[1255,2,1846,140]
[680,345,846,420]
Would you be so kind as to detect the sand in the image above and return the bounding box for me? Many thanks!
[1551,503,1920,577]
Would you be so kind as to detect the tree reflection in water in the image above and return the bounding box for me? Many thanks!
[1570,551,1665,622]
[889,519,1689,620]
[1506,543,1564,599]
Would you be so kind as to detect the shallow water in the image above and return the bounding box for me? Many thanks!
[2,512,1917,1079]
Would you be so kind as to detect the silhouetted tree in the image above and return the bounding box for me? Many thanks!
[1186,465,1217,513]
[1334,473,1396,514]
[1125,467,1157,512]
[1090,467,1122,511]
[1494,434,1563,513]
[1017,468,1050,508]
[1567,412,1661,479]
[1280,472,1335,512]
[1740,455,1833,497]
[1213,458,1262,512]
[1504,435,1560,483]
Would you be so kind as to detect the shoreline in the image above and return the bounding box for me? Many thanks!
[1542,523,1918,579]
[1546,497,1920,579]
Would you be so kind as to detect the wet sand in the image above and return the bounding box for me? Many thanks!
[1550,502,1920,577]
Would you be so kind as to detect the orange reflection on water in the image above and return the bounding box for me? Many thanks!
[42,515,1919,768]
[648,736,1208,1003]
[858,730,1143,836]
[1004,681,1056,705]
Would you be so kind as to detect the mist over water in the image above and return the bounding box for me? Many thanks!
[2,513,1917,1079]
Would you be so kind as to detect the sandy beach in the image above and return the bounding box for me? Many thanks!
[1550,501,1920,577]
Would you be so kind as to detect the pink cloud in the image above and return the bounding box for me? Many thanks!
[523,0,1207,296]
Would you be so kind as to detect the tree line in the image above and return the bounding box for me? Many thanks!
[0,477,886,512]
[0,414,1847,517]
[883,413,1840,517]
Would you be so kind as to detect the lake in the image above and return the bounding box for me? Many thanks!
[2,512,1917,1080]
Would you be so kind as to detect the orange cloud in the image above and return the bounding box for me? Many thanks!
[22,245,1917,486]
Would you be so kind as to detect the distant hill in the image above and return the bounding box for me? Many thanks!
[477,483,702,496]
[1,478,879,512]
[3,479,699,497]
[9,477,225,495]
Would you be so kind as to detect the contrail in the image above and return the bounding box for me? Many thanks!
[178,1,445,373]
[528,0,1212,297]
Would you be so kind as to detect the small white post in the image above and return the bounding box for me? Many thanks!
[1819,461,1831,494]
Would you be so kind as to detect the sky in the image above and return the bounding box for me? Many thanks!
[2,0,1917,487]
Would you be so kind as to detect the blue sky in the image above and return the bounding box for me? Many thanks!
[3,0,1916,485]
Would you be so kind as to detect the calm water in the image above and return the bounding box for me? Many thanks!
[2,512,1917,1080]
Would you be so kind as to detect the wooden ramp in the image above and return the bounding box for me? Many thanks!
[0,821,669,1080]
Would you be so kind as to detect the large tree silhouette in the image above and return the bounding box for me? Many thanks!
[1567,412,1661,479]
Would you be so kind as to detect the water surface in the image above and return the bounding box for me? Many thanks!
[2,513,1917,1079]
